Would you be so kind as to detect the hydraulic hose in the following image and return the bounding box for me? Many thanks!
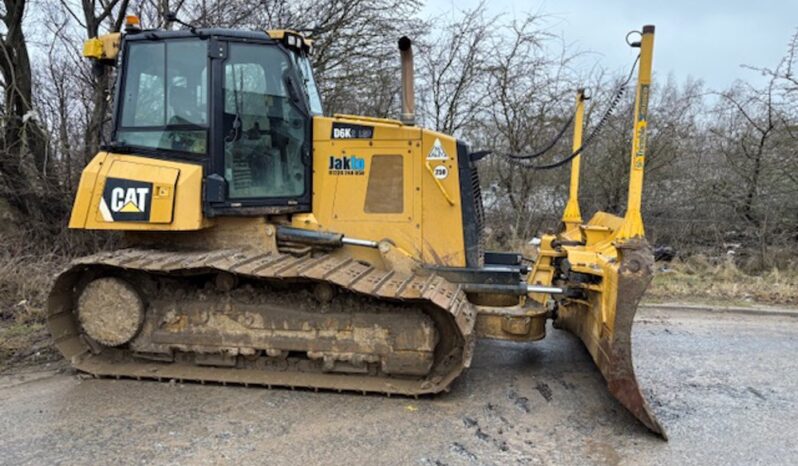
[497,53,640,170]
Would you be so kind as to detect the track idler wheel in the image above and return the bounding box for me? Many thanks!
[77,277,144,347]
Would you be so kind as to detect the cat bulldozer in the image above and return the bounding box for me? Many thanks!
[48,18,665,437]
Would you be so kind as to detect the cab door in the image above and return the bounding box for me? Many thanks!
[205,38,312,215]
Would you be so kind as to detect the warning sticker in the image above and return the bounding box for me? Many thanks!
[427,138,449,160]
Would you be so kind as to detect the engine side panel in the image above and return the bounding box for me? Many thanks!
[69,152,209,231]
[293,116,469,267]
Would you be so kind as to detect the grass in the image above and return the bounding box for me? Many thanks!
[0,250,69,370]
[647,255,798,307]
[0,251,66,323]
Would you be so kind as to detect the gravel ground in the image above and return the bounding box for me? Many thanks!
[0,306,796,465]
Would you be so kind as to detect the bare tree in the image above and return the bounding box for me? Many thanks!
[415,3,495,134]
[473,15,578,246]
[58,0,130,158]
[0,0,64,225]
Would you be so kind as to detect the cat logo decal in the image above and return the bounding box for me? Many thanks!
[99,178,153,222]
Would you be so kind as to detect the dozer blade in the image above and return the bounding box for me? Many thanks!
[555,238,666,439]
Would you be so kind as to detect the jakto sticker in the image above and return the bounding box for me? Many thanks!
[427,138,449,160]
[99,178,153,222]
[328,155,366,175]
[433,165,449,180]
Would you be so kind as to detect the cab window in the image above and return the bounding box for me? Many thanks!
[117,39,208,154]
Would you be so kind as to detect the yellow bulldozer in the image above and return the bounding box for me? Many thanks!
[48,17,665,437]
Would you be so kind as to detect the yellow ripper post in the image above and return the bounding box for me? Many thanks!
[616,25,655,241]
[561,88,587,236]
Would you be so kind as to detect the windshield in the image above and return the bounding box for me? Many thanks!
[117,39,208,154]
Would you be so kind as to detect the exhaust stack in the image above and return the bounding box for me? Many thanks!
[398,36,415,125]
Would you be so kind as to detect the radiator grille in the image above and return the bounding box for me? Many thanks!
[456,140,485,268]
[469,164,485,266]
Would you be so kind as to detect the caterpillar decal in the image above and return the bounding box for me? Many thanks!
[99,178,153,222]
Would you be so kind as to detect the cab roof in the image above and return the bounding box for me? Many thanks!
[124,28,312,49]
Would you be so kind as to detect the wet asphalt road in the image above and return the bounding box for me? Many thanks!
[0,307,796,465]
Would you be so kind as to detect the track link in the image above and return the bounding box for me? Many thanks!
[47,248,477,395]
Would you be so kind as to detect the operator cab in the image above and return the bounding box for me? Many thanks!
[112,28,322,215]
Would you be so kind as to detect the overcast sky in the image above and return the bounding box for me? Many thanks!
[423,0,798,90]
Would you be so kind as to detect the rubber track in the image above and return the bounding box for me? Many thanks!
[47,248,477,395]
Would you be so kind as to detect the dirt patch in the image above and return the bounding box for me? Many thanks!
[0,322,60,372]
